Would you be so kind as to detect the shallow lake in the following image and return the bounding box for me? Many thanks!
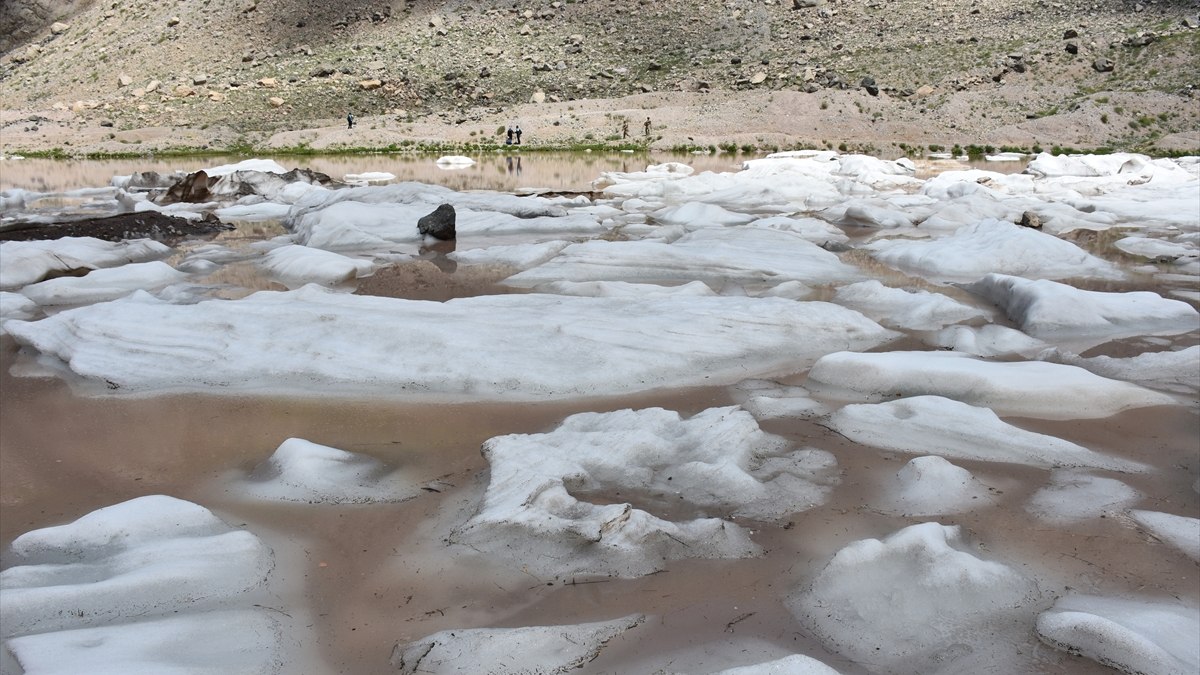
[0,151,1195,675]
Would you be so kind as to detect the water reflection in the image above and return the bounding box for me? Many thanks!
[0,152,752,194]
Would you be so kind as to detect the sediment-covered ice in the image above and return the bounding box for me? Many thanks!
[1128,510,1200,561]
[0,237,171,291]
[232,437,421,504]
[18,260,188,306]
[259,244,375,288]
[807,351,1176,419]
[826,395,1148,472]
[832,280,990,330]
[0,495,274,637]
[964,273,1199,343]
[6,285,895,400]
[879,456,997,516]
[866,219,1121,282]
[453,406,838,577]
[1036,595,1200,675]
[391,614,644,674]
[503,226,862,288]
[789,522,1041,674]
[1025,470,1141,524]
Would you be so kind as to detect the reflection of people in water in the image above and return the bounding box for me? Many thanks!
[506,156,522,176]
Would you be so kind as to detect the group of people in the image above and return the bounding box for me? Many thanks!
[505,125,523,145]
[621,117,653,139]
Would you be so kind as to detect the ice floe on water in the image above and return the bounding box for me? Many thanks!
[965,273,1199,346]
[788,522,1042,674]
[832,279,990,330]
[0,237,170,290]
[0,496,282,674]
[259,244,375,288]
[453,406,838,577]
[5,286,895,399]
[1127,509,1200,561]
[826,395,1149,471]
[1038,345,1200,394]
[866,219,1122,282]
[19,260,189,306]
[1036,595,1200,675]
[502,226,862,289]
[808,351,1176,419]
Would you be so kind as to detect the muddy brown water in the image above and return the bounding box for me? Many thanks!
[0,154,1197,674]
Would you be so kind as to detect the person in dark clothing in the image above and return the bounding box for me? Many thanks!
[506,127,513,145]
[515,125,522,144]
[347,113,355,129]
[643,117,651,136]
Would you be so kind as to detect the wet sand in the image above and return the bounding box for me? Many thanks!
[0,156,1197,674]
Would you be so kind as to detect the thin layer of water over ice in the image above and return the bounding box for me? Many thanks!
[1127,509,1200,561]
[1025,470,1141,524]
[833,280,990,331]
[391,614,644,674]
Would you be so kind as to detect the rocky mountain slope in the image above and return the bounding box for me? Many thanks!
[1,0,1198,155]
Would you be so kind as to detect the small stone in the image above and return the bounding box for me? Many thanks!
[50,22,70,34]
[268,96,285,107]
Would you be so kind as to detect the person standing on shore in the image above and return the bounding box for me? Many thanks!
[643,117,651,136]
[347,112,355,129]
[621,118,629,139]
[515,125,523,144]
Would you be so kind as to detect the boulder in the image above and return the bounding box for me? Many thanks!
[49,21,69,34]
[1018,210,1042,229]
[1093,57,1114,72]
[417,204,456,240]
[358,79,382,90]
[268,96,285,107]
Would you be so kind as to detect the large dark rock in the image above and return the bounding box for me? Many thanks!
[162,170,218,204]
[417,204,456,241]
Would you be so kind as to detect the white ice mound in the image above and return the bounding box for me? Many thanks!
[391,614,644,674]
[202,158,289,176]
[826,395,1148,472]
[832,280,989,330]
[1037,346,1200,394]
[234,437,421,504]
[789,522,1040,674]
[880,456,996,516]
[964,273,1199,343]
[0,237,171,291]
[1115,235,1199,262]
[1025,470,1141,524]
[5,286,895,400]
[0,495,274,636]
[747,215,850,245]
[502,227,862,288]
[5,609,282,675]
[260,244,375,288]
[1,291,38,326]
[931,324,1046,357]
[1036,595,1200,675]
[711,654,842,675]
[866,219,1121,282]
[453,406,839,577]
[19,260,188,306]
[807,351,1176,419]
[1128,510,1200,561]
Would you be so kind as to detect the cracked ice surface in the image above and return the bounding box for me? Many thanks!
[453,406,839,577]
